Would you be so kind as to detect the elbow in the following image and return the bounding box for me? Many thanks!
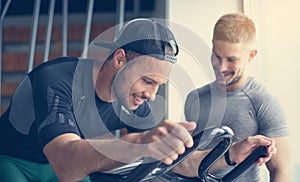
[268,167,291,182]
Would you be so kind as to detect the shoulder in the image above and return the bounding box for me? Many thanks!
[29,57,85,83]
[243,78,265,93]
[187,84,211,100]
[184,83,211,120]
[242,78,274,104]
[243,78,285,117]
[185,83,211,107]
[35,56,79,69]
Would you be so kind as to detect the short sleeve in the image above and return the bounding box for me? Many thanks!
[257,94,289,137]
[31,67,80,148]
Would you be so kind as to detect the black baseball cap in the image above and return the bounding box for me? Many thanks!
[94,18,179,63]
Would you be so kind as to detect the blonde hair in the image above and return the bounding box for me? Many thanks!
[213,13,256,43]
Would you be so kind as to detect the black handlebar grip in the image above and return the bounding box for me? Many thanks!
[222,145,268,182]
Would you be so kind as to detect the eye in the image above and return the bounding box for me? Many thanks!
[212,52,222,63]
[216,56,222,62]
[228,57,238,62]
[143,78,154,85]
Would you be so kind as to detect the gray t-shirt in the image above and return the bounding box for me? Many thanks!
[185,77,288,181]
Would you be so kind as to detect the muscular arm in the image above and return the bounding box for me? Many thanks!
[43,120,196,182]
[266,136,291,182]
[43,133,144,182]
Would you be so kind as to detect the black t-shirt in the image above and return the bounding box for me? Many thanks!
[0,57,156,163]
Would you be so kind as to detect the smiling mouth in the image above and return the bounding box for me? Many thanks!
[216,71,233,79]
[132,94,145,105]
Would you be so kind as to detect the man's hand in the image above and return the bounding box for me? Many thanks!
[139,120,196,165]
[230,135,277,166]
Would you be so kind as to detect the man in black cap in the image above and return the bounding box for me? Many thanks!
[0,18,276,182]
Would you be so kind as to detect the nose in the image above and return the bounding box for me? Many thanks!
[213,57,228,72]
[219,60,229,72]
[144,84,159,101]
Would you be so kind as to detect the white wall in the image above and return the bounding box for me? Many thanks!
[168,0,242,46]
[260,0,300,181]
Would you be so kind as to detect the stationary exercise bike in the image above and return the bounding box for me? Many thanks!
[89,126,268,182]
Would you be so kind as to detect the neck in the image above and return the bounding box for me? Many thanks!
[217,75,249,92]
[93,62,115,102]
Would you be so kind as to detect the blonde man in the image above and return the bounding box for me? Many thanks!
[184,13,290,181]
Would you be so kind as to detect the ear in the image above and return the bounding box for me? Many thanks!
[248,49,257,62]
[113,48,127,69]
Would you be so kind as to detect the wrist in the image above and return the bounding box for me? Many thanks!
[122,132,142,144]
[120,133,145,160]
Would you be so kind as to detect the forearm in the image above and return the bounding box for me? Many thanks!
[267,136,291,182]
[44,120,197,181]
[267,156,291,182]
[44,133,144,182]
[171,149,231,177]
[87,132,145,170]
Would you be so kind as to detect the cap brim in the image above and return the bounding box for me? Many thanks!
[94,41,118,50]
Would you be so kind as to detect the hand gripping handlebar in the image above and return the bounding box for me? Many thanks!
[90,126,235,182]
